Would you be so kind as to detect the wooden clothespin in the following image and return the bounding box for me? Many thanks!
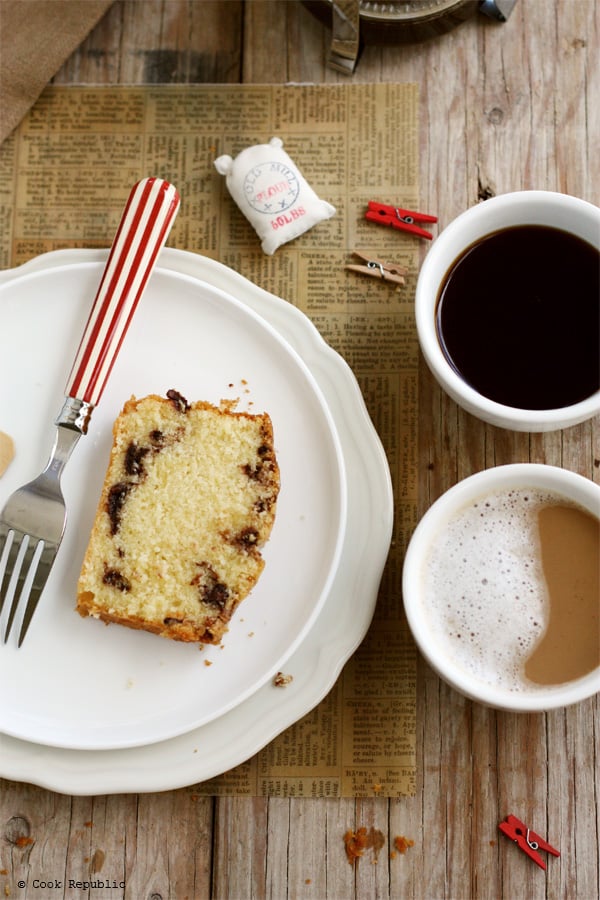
[365,201,438,239]
[498,815,560,870]
[345,251,408,285]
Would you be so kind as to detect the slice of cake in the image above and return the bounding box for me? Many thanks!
[76,390,280,644]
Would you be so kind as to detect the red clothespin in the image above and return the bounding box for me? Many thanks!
[498,815,560,870]
[365,201,438,239]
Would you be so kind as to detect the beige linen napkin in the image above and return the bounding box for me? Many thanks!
[0,0,114,144]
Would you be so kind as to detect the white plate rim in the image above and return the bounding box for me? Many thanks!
[0,248,394,793]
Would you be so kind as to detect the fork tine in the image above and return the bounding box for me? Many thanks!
[0,530,26,632]
[3,533,35,642]
[3,535,50,646]
[0,528,16,617]
[0,528,55,645]
[17,541,53,648]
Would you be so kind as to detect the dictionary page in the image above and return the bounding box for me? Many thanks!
[0,83,419,796]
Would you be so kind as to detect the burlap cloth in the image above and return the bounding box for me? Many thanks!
[0,0,114,144]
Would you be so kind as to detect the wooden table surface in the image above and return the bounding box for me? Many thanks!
[1,2,599,898]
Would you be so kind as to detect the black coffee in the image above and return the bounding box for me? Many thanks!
[435,225,600,410]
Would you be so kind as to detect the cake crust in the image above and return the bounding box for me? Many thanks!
[76,391,280,644]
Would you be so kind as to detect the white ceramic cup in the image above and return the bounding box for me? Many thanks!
[415,191,600,431]
[402,464,600,711]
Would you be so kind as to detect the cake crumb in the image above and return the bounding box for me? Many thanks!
[274,671,293,687]
[344,827,368,863]
[204,659,213,666]
[393,835,414,854]
[344,826,385,864]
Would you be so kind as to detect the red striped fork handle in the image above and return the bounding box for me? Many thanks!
[61,177,180,426]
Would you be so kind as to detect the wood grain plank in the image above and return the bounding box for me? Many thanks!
[285,797,329,895]
[242,0,338,84]
[65,794,134,892]
[264,798,290,898]
[326,798,360,898]
[1,780,72,892]
[119,792,213,898]
[242,0,291,83]
[553,0,599,200]
[53,0,244,84]
[212,796,268,898]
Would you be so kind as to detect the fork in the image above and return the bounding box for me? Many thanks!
[0,176,180,647]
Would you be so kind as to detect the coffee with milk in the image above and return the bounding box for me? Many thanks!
[422,487,599,692]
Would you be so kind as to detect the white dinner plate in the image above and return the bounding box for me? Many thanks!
[0,253,347,749]
[0,249,394,794]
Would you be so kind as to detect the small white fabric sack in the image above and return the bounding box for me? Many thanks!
[214,137,336,254]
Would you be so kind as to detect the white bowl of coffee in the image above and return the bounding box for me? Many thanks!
[415,191,600,431]
[402,464,600,711]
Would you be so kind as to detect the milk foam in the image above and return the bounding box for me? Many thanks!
[423,488,564,692]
